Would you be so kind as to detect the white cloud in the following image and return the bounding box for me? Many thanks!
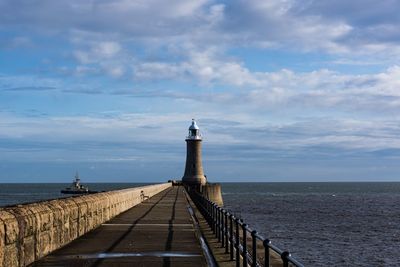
[0,74,61,90]
[73,41,122,63]
[2,61,400,115]
[2,0,400,181]
[129,47,400,112]
[1,111,400,163]
[106,65,125,78]
[132,48,257,86]
[72,41,126,77]
[3,0,399,87]
[93,41,121,58]
[2,0,400,55]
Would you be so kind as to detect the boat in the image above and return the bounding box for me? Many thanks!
[61,172,97,194]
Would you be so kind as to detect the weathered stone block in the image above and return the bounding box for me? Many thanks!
[4,244,19,267]
[38,231,51,258]
[33,204,53,232]
[48,201,63,227]
[8,206,34,241]
[46,201,64,250]
[49,226,59,250]
[56,201,71,229]
[69,219,78,241]
[63,199,78,221]
[0,217,5,267]
[23,235,35,266]
[0,210,19,245]
[78,218,86,236]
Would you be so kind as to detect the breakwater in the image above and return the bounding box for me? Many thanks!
[0,183,171,267]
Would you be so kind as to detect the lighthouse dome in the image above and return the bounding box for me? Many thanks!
[187,119,201,140]
[189,119,199,130]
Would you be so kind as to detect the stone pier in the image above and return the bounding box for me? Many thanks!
[0,183,171,267]
[1,183,236,267]
[30,186,208,267]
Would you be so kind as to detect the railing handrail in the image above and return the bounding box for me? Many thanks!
[188,189,305,267]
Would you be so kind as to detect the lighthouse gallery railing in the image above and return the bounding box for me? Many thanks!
[189,190,304,267]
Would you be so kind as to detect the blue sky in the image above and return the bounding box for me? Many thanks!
[1,0,400,182]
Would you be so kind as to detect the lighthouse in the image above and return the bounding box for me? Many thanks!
[182,119,207,185]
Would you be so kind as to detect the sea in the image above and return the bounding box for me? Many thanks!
[1,182,399,266]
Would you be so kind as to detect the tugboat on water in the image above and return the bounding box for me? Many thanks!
[61,172,97,194]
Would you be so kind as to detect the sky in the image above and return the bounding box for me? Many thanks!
[1,0,400,183]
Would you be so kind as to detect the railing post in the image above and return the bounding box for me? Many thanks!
[205,200,210,225]
[208,201,212,225]
[242,223,247,267]
[220,208,225,248]
[225,211,229,254]
[203,198,206,211]
[216,204,219,233]
[208,201,212,223]
[214,204,218,236]
[251,230,257,267]
[210,202,213,225]
[215,204,218,236]
[211,203,214,223]
[211,204,215,233]
[230,214,234,260]
[263,239,270,267]
[281,251,290,267]
[217,207,221,242]
[235,218,240,267]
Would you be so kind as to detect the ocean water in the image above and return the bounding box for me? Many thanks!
[1,182,399,266]
[222,182,400,266]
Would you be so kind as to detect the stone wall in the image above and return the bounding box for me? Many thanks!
[0,183,171,267]
[202,183,224,206]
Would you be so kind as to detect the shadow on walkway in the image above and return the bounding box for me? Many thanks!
[162,188,179,267]
[92,188,173,267]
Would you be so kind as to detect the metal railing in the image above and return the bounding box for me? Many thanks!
[189,190,305,267]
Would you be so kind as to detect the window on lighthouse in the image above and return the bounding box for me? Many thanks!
[190,129,198,137]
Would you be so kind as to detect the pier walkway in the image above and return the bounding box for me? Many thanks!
[30,186,208,267]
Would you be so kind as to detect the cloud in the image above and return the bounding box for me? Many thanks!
[0,0,214,38]
[123,65,400,115]
[2,86,56,91]
[0,74,60,92]
[0,36,32,49]
[72,41,126,77]
[2,58,400,118]
[2,0,400,55]
[1,108,400,181]
[2,0,400,181]
[2,0,399,90]
[73,41,121,64]
[221,0,400,54]
[1,111,400,155]
[37,71,400,116]
[220,0,350,52]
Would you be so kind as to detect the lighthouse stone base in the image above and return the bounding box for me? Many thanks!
[201,183,224,206]
[183,183,223,206]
